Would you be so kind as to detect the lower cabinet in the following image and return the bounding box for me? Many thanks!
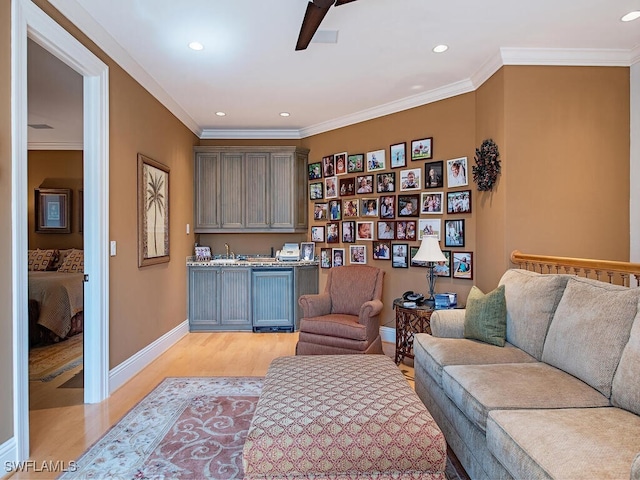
[188,267,252,331]
[252,269,294,332]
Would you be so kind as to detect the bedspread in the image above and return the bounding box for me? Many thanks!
[28,271,84,339]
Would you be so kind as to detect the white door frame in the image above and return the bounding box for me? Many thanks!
[11,0,110,460]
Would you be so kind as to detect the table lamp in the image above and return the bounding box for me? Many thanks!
[412,235,447,307]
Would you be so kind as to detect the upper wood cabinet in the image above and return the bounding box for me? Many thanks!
[194,146,309,233]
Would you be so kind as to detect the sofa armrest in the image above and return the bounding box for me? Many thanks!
[431,308,466,338]
[298,293,331,318]
[631,452,640,480]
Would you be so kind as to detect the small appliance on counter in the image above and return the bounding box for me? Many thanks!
[276,243,300,261]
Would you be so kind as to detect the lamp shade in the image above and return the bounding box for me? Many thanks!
[413,235,446,263]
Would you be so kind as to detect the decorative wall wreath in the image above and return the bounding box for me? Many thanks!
[472,139,501,191]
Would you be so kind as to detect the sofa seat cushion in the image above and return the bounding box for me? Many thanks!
[498,269,570,360]
[542,276,639,398]
[413,333,537,387]
[299,314,366,341]
[442,363,610,432]
[487,407,640,480]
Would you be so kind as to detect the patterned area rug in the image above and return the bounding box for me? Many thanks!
[59,376,465,480]
[29,333,83,382]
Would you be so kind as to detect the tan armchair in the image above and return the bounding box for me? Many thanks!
[296,265,385,355]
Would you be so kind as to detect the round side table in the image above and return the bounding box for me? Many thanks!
[393,298,434,365]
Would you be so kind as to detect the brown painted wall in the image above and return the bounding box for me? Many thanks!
[28,150,84,250]
[0,0,14,445]
[300,93,478,328]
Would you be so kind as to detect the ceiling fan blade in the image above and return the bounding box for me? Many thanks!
[334,0,357,5]
[296,1,332,51]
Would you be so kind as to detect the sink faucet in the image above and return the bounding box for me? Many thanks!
[224,243,230,259]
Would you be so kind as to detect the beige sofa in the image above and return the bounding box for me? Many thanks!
[414,268,640,479]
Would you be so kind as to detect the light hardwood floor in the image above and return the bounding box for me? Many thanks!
[12,332,411,480]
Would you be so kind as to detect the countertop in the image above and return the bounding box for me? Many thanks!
[186,255,318,267]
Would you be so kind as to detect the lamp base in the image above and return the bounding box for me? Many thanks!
[423,297,435,308]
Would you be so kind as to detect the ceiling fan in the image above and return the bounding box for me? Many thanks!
[295,0,358,51]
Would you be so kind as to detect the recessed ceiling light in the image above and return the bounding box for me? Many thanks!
[621,10,640,21]
[188,41,204,51]
[280,112,290,117]
[215,111,226,117]
[433,44,449,53]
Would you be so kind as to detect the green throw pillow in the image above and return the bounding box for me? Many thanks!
[463,285,507,347]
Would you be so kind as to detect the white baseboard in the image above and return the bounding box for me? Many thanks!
[0,437,16,479]
[109,320,189,393]
[380,326,395,344]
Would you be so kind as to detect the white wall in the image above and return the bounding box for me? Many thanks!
[631,62,640,271]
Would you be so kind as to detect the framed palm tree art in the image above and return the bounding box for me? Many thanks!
[138,153,170,267]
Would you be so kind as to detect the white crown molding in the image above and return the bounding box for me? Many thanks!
[28,141,83,150]
[631,45,640,65]
[200,129,302,140]
[500,47,633,66]
[47,0,203,137]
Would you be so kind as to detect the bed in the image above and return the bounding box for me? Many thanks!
[28,248,84,345]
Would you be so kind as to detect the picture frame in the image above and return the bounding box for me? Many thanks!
[324,176,338,199]
[436,250,452,277]
[328,200,341,220]
[419,218,442,241]
[379,195,396,219]
[424,160,444,189]
[400,168,421,191]
[309,182,324,200]
[445,219,465,247]
[301,242,315,261]
[411,137,433,161]
[342,220,356,243]
[349,245,367,264]
[313,202,328,220]
[326,222,340,243]
[446,157,469,188]
[447,189,472,214]
[347,153,365,173]
[377,220,395,240]
[410,246,426,268]
[376,172,396,193]
[405,220,417,240]
[322,155,335,177]
[339,177,356,196]
[398,194,419,217]
[320,248,332,268]
[361,197,379,217]
[137,153,170,267]
[453,251,473,279]
[356,175,374,194]
[392,243,409,268]
[35,188,72,234]
[420,191,444,214]
[342,199,359,218]
[396,220,417,240]
[308,161,322,180]
[332,248,345,267]
[356,221,374,241]
[390,142,407,168]
[366,149,386,172]
[373,240,391,260]
[311,225,325,242]
[334,152,348,175]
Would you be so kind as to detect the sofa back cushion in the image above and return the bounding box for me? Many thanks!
[498,269,570,360]
[542,277,639,398]
[611,309,640,415]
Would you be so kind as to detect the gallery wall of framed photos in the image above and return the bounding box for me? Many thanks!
[306,120,477,322]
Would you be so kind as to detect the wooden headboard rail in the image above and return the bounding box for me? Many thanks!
[510,250,640,286]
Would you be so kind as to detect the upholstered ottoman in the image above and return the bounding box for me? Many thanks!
[243,354,446,479]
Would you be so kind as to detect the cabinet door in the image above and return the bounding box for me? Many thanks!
[194,153,220,230]
[294,150,309,230]
[220,152,245,229]
[189,267,220,329]
[252,269,294,328]
[269,152,296,229]
[220,267,252,328]
[245,152,270,229]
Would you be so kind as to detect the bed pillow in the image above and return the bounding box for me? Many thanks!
[28,249,57,271]
[57,249,84,273]
[464,285,507,347]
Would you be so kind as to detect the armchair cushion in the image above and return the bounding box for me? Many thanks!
[299,314,367,341]
[329,265,380,316]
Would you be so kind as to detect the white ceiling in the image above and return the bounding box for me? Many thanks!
[30,0,640,146]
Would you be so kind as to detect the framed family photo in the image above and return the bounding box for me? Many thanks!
[420,192,444,214]
[334,152,348,175]
[356,221,374,241]
[308,162,322,180]
[366,149,386,172]
[361,198,379,217]
[347,153,365,173]
[313,202,328,220]
[400,168,421,191]
[322,155,335,177]
[138,153,170,267]
[379,195,395,219]
[396,220,416,241]
[350,245,367,264]
[398,194,419,217]
[392,243,409,268]
[445,219,465,247]
[343,199,359,218]
[320,248,332,268]
[309,182,323,200]
[311,225,325,242]
[332,248,345,267]
[326,222,340,243]
[377,172,395,193]
[301,242,315,261]
[411,137,433,161]
[324,176,338,199]
[390,142,407,168]
[425,160,444,188]
[373,240,391,260]
[446,157,469,188]
[447,190,472,214]
[342,220,356,242]
[339,177,355,196]
[419,218,441,241]
[453,251,473,279]
[377,220,395,239]
[435,250,452,277]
